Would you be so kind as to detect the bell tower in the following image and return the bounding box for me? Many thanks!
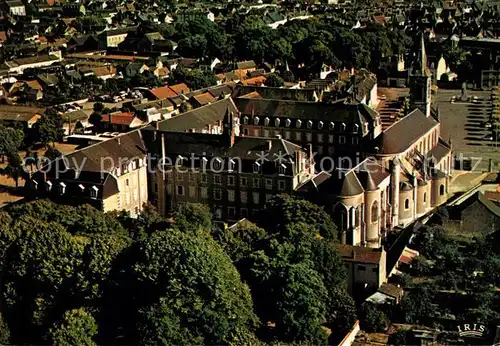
[409,34,432,117]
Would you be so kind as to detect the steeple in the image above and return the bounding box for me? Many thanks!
[409,33,432,118]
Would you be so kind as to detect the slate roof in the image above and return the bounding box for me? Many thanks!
[375,109,439,155]
[154,98,238,132]
[428,138,452,162]
[232,85,318,101]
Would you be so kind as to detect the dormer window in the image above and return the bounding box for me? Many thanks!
[329,122,334,131]
[202,157,208,169]
[253,162,261,173]
[278,163,286,175]
[264,117,270,126]
[254,117,260,125]
[90,185,98,199]
[340,122,346,132]
[285,119,291,127]
[45,181,52,192]
[318,121,324,130]
[242,116,249,125]
[307,120,313,129]
[78,184,85,192]
[275,118,280,127]
[59,182,66,195]
[32,180,38,190]
[296,120,302,128]
[353,124,359,134]
[228,159,236,172]
[213,157,223,170]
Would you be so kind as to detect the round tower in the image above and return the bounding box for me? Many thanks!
[390,157,401,227]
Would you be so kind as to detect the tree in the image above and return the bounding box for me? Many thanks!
[88,112,103,132]
[2,153,25,188]
[0,313,10,345]
[133,229,258,345]
[359,303,389,333]
[261,194,338,240]
[44,146,62,161]
[168,66,218,90]
[264,73,284,87]
[171,203,212,232]
[33,110,65,147]
[0,124,24,161]
[400,287,435,324]
[51,309,98,346]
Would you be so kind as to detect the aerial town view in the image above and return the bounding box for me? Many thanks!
[0,0,498,344]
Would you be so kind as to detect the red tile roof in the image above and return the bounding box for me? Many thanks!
[169,83,190,95]
[485,191,500,203]
[192,92,216,105]
[335,244,383,264]
[151,86,178,99]
[102,112,135,125]
[242,76,267,86]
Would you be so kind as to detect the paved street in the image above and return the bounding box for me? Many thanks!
[435,89,500,172]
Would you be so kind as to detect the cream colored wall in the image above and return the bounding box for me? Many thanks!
[399,189,414,223]
[417,182,431,216]
[365,190,381,247]
[431,176,447,207]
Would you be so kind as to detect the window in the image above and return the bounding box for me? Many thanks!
[78,184,84,192]
[340,122,346,132]
[353,124,359,133]
[59,182,66,195]
[241,208,248,218]
[318,134,324,143]
[213,174,222,185]
[214,206,222,219]
[228,207,236,218]
[339,136,346,144]
[228,159,236,172]
[318,121,324,130]
[265,179,273,189]
[440,184,445,196]
[371,201,379,223]
[253,162,261,173]
[46,181,52,192]
[243,128,249,136]
[189,186,196,198]
[354,207,360,227]
[241,191,247,203]
[278,180,286,191]
[240,177,248,187]
[214,188,222,200]
[285,119,291,127]
[90,185,98,199]
[177,185,184,196]
[296,119,302,128]
[228,190,235,202]
[404,198,410,210]
[188,172,196,183]
[278,164,286,175]
[213,158,223,171]
[307,120,313,129]
[275,118,280,127]
[317,146,323,154]
[242,116,248,124]
[306,133,312,142]
[252,192,260,204]
[329,122,334,131]
[266,194,273,202]
[352,137,359,145]
[328,135,334,143]
[253,178,260,188]
[32,180,38,190]
[423,192,427,203]
[228,176,235,186]
[284,131,291,139]
[328,146,335,155]
[357,265,366,271]
[254,129,260,137]
[126,179,129,186]
[201,187,208,198]
[176,171,183,181]
[334,204,347,231]
[264,117,270,126]
[295,132,302,141]
[263,129,270,138]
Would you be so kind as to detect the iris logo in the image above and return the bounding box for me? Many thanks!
[457,323,487,338]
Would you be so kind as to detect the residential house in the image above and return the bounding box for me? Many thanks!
[447,191,500,234]
[0,104,44,129]
[3,52,63,74]
[147,85,178,100]
[28,130,149,217]
[6,0,26,16]
[190,92,216,108]
[125,62,149,77]
[99,26,136,48]
[169,83,190,95]
[101,111,145,132]
[264,11,287,29]
[335,244,387,298]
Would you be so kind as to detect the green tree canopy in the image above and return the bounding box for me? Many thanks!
[50,308,98,346]
[264,73,285,87]
[33,110,65,147]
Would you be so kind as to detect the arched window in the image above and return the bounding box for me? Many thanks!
[404,198,410,209]
[334,204,347,231]
[423,192,427,203]
[354,207,360,227]
[440,184,445,196]
[371,201,379,223]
